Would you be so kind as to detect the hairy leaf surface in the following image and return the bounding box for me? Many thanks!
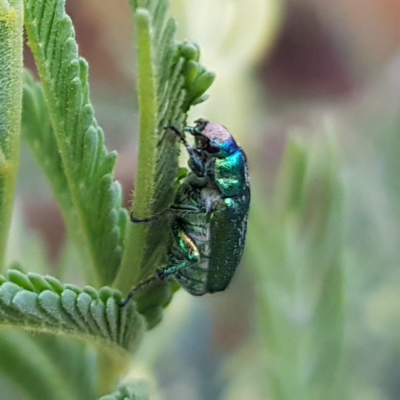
[24,0,128,286]
[0,270,145,352]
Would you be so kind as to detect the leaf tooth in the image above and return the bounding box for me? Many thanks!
[31,0,46,33]
[45,3,63,65]
[38,290,76,330]
[118,302,128,346]
[95,152,117,182]
[167,65,185,106]
[99,206,119,248]
[78,104,96,135]
[98,286,115,302]
[111,244,123,270]
[92,210,119,272]
[78,58,90,102]
[87,126,104,175]
[167,81,186,122]
[118,208,129,238]
[89,300,110,339]
[107,224,120,250]
[90,174,112,230]
[43,275,64,294]
[12,291,58,326]
[60,289,89,332]
[111,180,123,208]
[55,36,78,105]
[163,78,185,126]
[80,126,98,180]
[65,77,82,138]
[27,272,54,292]
[76,118,97,180]
[76,292,100,335]
[105,297,119,343]
[0,282,24,306]
[186,69,215,105]
[157,19,176,93]
[52,17,72,91]
[151,0,169,41]
[178,41,200,62]
[6,270,36,292]
[182,60,199,87]
[102,188,119,222]
[158,56,184,116]
[82,285,99,299]
[63,283,82,295]
[38,0,57,53]
[61,55,79,106]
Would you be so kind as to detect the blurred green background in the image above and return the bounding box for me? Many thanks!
[12,0,400,399]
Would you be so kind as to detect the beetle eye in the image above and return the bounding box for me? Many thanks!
[205,142,220,155]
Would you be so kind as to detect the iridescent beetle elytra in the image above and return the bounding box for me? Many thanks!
[120,119,250,306]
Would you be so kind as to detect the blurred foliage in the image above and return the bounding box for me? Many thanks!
[249,135,344,400]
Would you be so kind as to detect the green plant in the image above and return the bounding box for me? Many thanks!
[249,135,344,400]
[0,0,214,398]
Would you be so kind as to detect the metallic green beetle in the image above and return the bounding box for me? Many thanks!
[120,119,250,305]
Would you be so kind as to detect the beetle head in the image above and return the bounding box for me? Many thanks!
[189,119,238,158]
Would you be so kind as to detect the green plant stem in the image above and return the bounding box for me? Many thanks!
[0,0,23,271]
[115,8,160,294]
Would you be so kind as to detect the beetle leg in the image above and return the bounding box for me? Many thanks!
[167,125,204,174]
[161,221,200,277]
[120,221,200,306]
[130,208,173,223]
[119,274,161,306]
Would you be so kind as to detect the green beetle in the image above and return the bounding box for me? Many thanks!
[120,119,250,305]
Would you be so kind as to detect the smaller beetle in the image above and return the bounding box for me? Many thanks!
[120,119,250,306]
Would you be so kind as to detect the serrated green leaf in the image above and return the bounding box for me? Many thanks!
[22,69,96,284]
[23,0,128,286]
[248,134,344,400]
[0,271,146,353]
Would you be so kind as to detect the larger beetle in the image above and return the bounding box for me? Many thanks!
[120,119,250,305]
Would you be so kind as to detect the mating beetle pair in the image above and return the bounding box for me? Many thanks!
[120,119,250,306]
